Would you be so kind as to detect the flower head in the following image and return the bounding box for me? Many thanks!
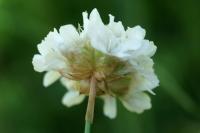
[32,8,159,119]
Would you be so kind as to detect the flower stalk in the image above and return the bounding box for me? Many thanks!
[84,120,91,133]
[85,76,96,133]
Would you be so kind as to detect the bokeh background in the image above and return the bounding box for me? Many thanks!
[0,0,200,133]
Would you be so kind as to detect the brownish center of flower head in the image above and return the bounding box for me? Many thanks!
[60,43,133,96]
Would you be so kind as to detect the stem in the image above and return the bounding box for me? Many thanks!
[84,121,91,133]
[84,76,96,133]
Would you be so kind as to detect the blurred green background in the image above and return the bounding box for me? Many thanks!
[0,0,200,133]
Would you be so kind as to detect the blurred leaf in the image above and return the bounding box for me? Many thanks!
[157,65,200,116]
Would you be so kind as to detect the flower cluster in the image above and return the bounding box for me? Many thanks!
[32,8,159,119]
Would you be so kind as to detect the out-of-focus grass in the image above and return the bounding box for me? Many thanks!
[0,0,200,133]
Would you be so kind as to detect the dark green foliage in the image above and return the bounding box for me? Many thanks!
[0,0,200,133]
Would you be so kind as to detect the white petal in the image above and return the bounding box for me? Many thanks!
[48,29,64,48]
[139,73,159,92]
[86,9,125,57]
[126,26,146,40]
[142,41,157,57]
[37,42,50,55]
[121,91,151,113]
[129,40,157,58]
[58,25,80,52]
[33,28,67,73]
[41,52,66,70]
[128,73,159,93]
[87,20,111,54]
[62,91,85,107]
[60,78,79,91]
[87,10,117,55]
[111,26,146,58]
[32,54,46,72]
[122,38,143,53]
[110,26,146,58]
[38,29,63,55]
[82,11,89,31]
[108,14,125,37]
[102,95,117,119]
[59,25,79,41]
[88,27,111,54]
[43,71,61,87]
[129,57,159,92]
[89,8,103,24]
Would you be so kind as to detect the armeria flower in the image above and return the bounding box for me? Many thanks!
[32,8,159,120]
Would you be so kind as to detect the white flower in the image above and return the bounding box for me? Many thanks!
[32,8,159,119]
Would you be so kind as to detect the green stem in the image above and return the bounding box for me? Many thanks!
[84,121,91,133]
